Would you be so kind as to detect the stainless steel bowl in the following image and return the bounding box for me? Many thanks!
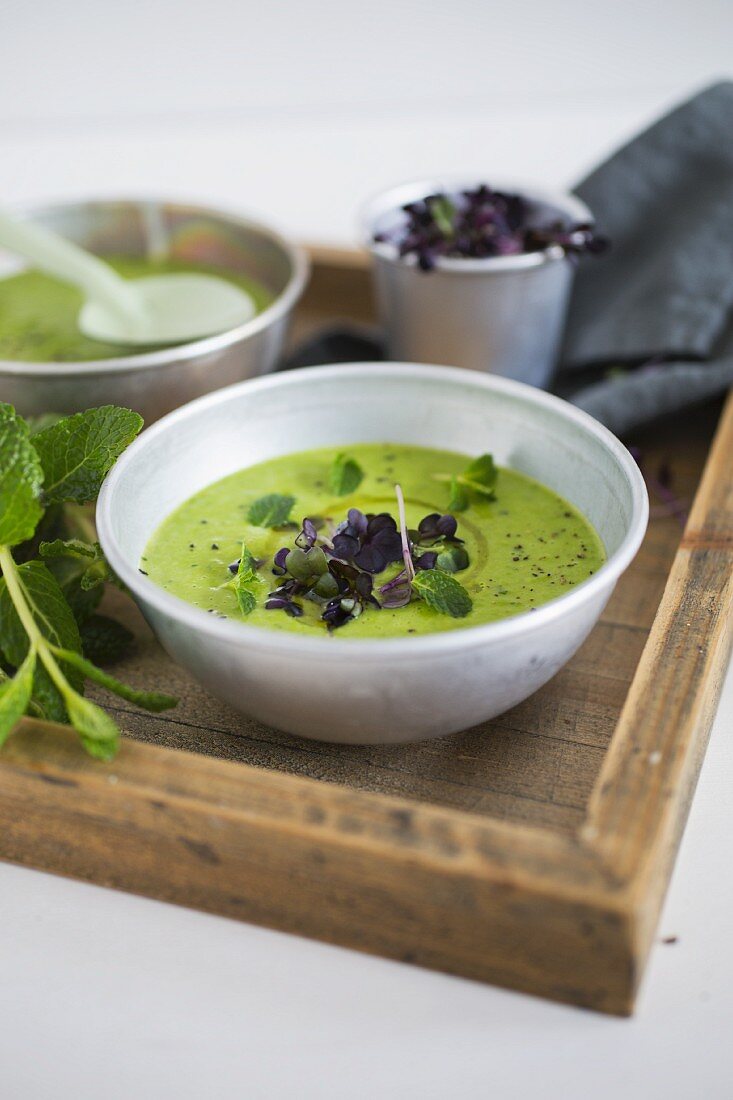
[362,177,591,389]
[97,363,648,745]
[0,198,309,422]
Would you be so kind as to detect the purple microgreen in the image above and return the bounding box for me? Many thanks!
[262,493,471,629]
[247,493,296,528]
[436,545,469,573]
[331,510,402,574]
[330,453,365,496]
[284,545,328,583]
[347,507,368,535]
[313,571,340,600]
[265,592,304,617]
[374,185,607,269]
[417,513,460,543]
[379,572,413,609]
[295,517,319,549]
[394,483,415,582]
[272,546,290,574]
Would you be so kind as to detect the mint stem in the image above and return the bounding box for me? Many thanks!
[0,545,81,709]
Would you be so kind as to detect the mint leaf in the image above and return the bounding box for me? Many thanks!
[461,453,497,499]
[52,648,177,713]
[412,569,472,618]
[63,691,120,761]
[0,648,36,747]
[49,557,104,626]
[0,560,83,721]
[39,538,99,561]
[330,453,364,496]
[0,404,44,547]
[33,406,143,505]
[79,614,134,665]
[447,476,468,513]
[232,543,262,615]
[433,453,497,508]
[247,493,295,527]
[39,538,111,591]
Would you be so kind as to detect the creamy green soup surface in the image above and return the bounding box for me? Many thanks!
[142,443,606,639]
[0,256,273,362]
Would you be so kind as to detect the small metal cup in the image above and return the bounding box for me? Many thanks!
[361,178,591,389]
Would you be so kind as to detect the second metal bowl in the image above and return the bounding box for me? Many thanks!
[0,198,309,422]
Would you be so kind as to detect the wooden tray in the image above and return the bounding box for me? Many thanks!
[1,248,731,1015]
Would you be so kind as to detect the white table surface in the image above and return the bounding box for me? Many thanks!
[1,5,732,1093]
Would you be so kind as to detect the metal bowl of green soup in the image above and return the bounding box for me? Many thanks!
[97,363,648,744]
[0,198,309,422]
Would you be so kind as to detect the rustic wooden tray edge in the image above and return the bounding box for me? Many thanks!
[0,274,731,1015]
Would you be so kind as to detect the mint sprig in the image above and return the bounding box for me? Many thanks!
[411,569,473,618]
[434,453,497,512]
[247,493,295,528]
[230,543,262,615]
[0,404,177,761]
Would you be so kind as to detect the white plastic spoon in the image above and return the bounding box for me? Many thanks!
[0,208,256,347]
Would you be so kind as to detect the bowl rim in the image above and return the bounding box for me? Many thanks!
[360,176,592,274]
[97,362,649,662]
[0,196,310,376]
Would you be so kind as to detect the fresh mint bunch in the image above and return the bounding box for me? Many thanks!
[0,404,176,761]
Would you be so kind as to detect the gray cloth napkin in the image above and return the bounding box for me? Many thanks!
[561,82,733,434]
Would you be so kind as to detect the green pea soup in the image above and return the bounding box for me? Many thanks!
[142,443,606,638]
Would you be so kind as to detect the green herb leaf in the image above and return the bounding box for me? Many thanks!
[0,404,45,547]
[39,537,99,561]
[39,538,112,590]
[63,690,120,761]
[428,195,456,238]
[330,453,364,496]
[412,569,472,618]
[434,453,497,508]
[51,558,104,626]
[33,406,143,505]
[80,614,134,666]
[0,647,36,747]
[52,647,177,713]
[0,560,83,721]
[461,453,497,498]
[247,493,295,528]
[232,543,262,615]
[447,476,469,513]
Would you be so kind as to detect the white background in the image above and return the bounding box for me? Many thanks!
[1,2,732,1096]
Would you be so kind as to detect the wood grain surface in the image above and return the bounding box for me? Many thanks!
[0,249,730,1015]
